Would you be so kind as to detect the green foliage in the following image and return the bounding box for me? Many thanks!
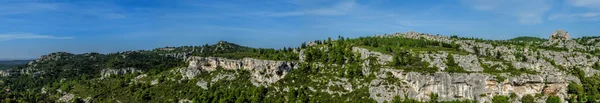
[504,63,537,75]
[594,62,600,70]
[568,82,584,95]
[495,51,502,60]
[451,35,459,39]
[546,96,561,103]
[445,54,468,73]
[0,60,30,70]
[509,36,547,42]
[481,62,537,75]
[521,94,535,103]
[158,41,298,61]
[430,93,439,103]
[390,95,475,103]
[492,95,510,103]
[510,93,518,99]
[575,36,600,46]
[496,76,507,83]
[567,82,585,102]
[391,52,437,73]
[565,67,600,102]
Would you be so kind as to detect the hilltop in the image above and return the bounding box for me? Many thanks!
[2,30,600,103]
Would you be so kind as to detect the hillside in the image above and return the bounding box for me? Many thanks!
[0,60,30,70]
[2,30,600,103]
[509,36,548,42]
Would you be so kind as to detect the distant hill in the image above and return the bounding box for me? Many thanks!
[0,60,30,70]
[509,36,548,42]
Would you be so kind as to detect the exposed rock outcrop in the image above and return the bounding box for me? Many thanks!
[100,68,141,79]
[196,80,208,89]
[353,47,393,65]
[550,29,570,41]
[0,70,9,77]
[370,70,578,103]
[58,94,74,102]
[421,52,448,71]
[35,52,74,63]
[453,54,484,72]
[185,57,297,86]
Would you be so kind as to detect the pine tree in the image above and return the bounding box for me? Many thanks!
[496,51,502,60]
[301,42,307,48]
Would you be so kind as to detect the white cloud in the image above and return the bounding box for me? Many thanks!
[568,0,600,10]
[0,2,62,15]
[263,0,356,17]
[462,0,552,24]
[548,12,600,22]
[104,13,127,19]
[548,0,600,22]
[0,33,73,41]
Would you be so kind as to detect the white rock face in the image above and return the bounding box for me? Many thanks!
[58,94,74,102]
[186,57,297,86]
[352,47,393,65]
[353,41,585,103]
[196,80,208,89]
[100,68,141,79]
[0,70,9,77]
[369,71,577,103]
[178,67,201,80]
[151,79,159,85]
[453,54,484,72]
[421,52,449,71]
[179,99,193,103]
[41,87,47,94]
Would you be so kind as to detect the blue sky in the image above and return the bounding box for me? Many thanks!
[1,0,600,59]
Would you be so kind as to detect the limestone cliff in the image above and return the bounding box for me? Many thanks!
[184,56,297,86]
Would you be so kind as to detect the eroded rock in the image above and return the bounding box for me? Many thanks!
[186,57,297,86]
[100,68,141,79]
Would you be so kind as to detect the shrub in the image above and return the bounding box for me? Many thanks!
[492,95,510,103]
[445,54,468,73]
[546,96,561,103]
[521,94,535,103]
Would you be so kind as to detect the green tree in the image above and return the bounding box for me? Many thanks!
[546,96,561,103]
[446,54,467,73]
[521,94,535,103]
[495,51,502,60]
[430,93,439,103]
[492,95,509,103]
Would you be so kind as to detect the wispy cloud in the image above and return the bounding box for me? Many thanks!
[549,0,600,22]
[568,0,600,10]
[0,33,73,41]
[462,0,551,24]
[262,0,356,17]
[548,12,600,22]
[0,2,62,15]
[0,1,127,20]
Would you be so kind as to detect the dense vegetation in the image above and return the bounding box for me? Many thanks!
[564,67,600,102]
[509,36,547,42]
[155,41,298,61]
[0,60,30,70]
